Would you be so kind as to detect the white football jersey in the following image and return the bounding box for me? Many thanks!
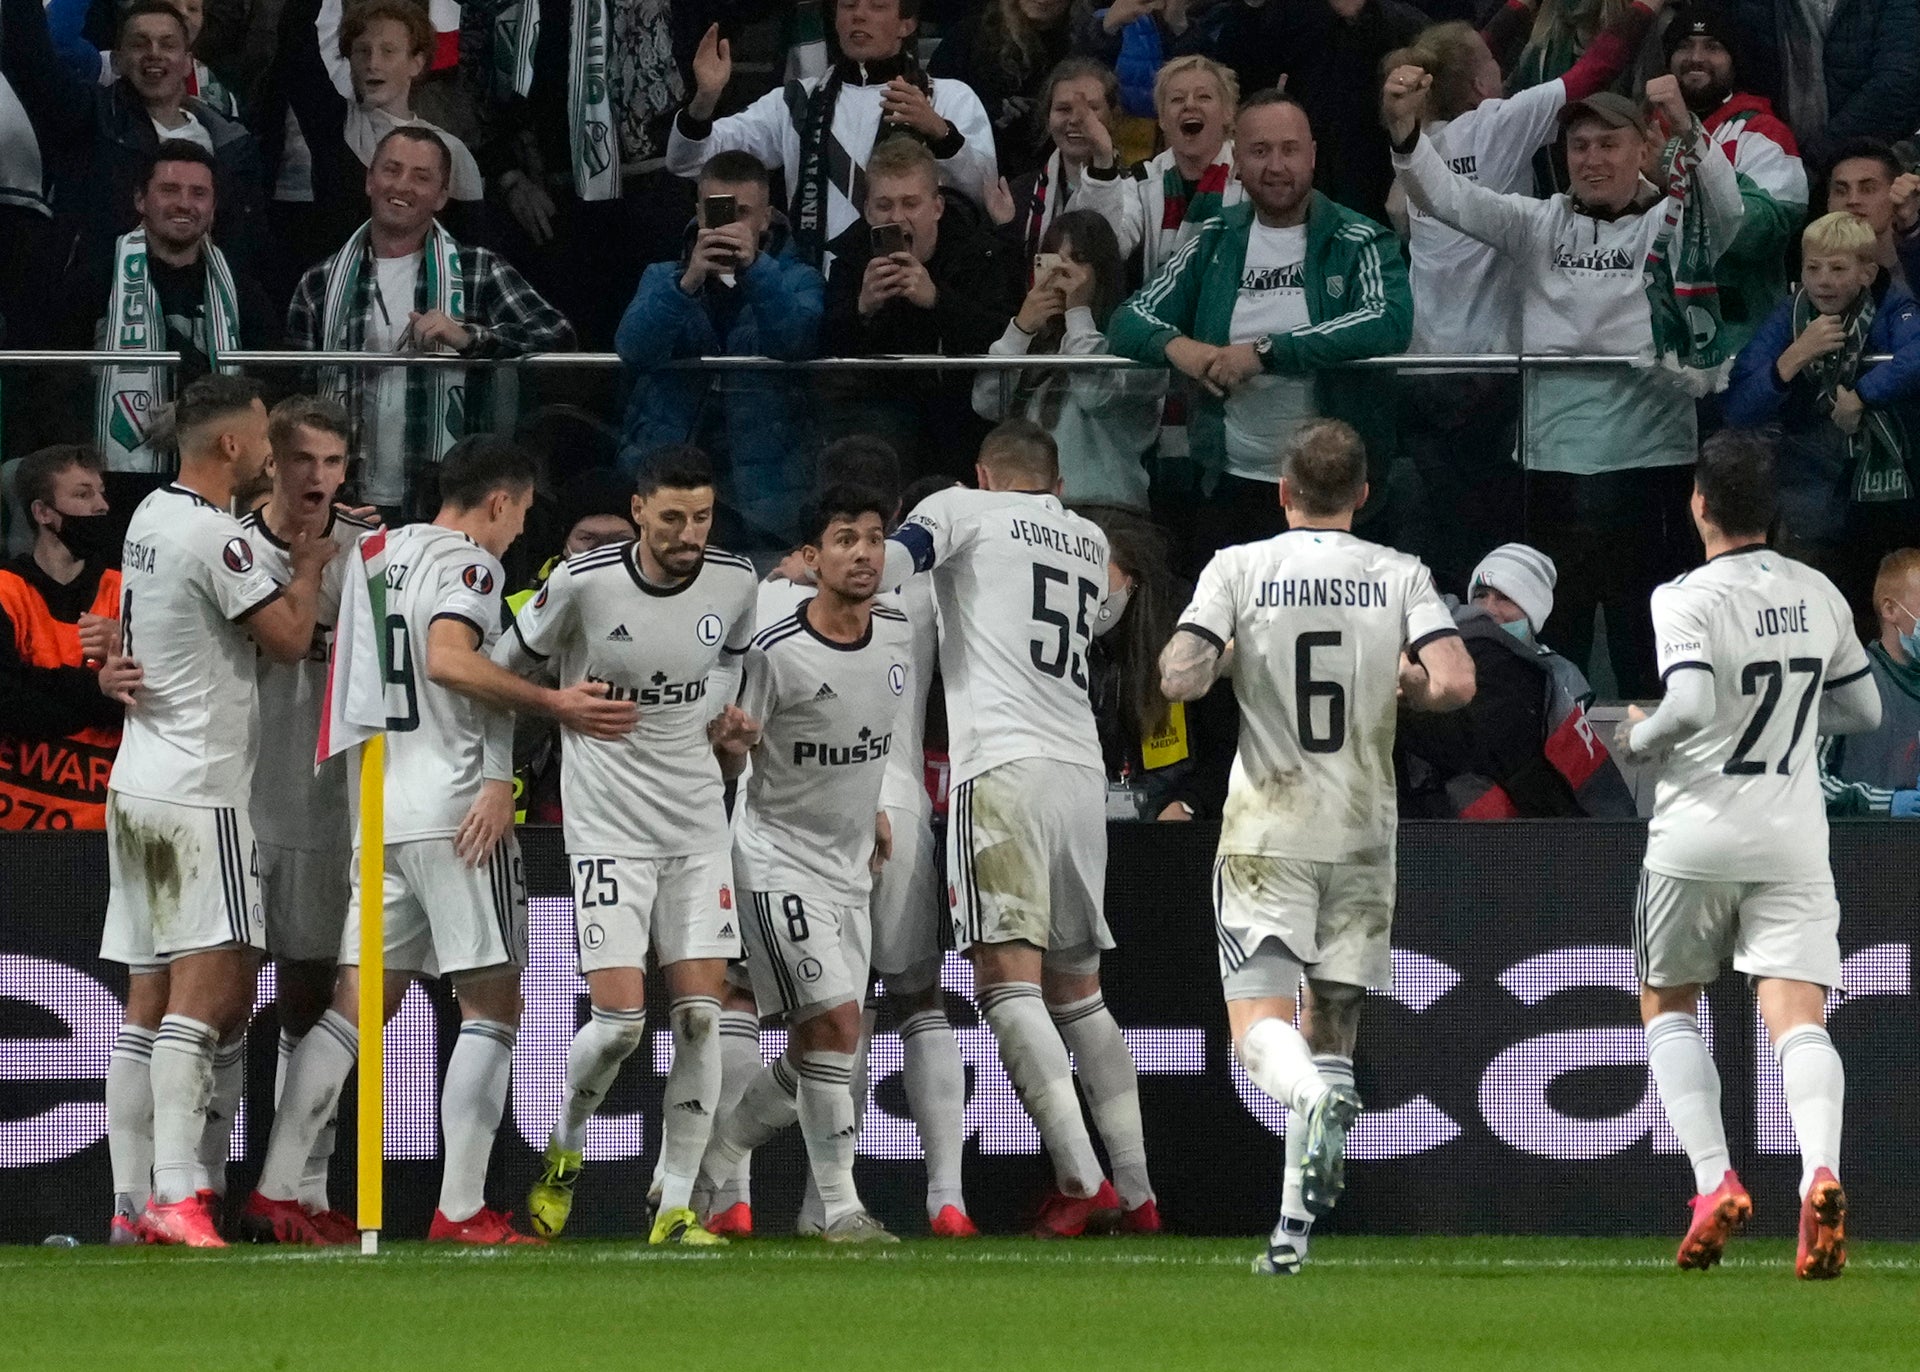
[892,487,1106,786]
[735,598,915,905]
[760,574,937,815]
[1644,547,1869,883]
[1180,529,1454,863]
[498,542,758,858]
[242,507,366,852]
[110,484,281,808]
[373,523,512,843]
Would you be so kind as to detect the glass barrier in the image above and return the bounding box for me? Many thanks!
[0,350,1896,701]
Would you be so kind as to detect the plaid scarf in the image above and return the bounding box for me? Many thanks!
[95,229,242,472]
[317,220,466,506]
[1794,285,1913,503]
[1643,118,1732,395]
[791,53,931,267]
[1162,161,1231,231]
[494,0,621,200]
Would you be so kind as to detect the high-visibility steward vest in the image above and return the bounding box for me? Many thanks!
[0,564,123,830]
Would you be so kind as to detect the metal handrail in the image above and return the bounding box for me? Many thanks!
[0,350,1898,371]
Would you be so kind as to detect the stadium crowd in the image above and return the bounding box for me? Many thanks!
[0,0,1910,1270]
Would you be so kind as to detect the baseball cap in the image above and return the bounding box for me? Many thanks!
[1557,91,1649,138]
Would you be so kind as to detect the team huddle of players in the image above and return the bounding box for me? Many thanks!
[97,372,1870,1279]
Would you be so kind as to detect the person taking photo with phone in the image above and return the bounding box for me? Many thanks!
[615,151,826,548]
[822,136,1020,478]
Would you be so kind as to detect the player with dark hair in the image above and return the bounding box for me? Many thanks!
[245,435,633,1246]
[98,375,335,1246]
[1613,430,1883,1279]
[701,484,911,1243]
[501,443,760,1246]
[1160,416,1474,1276]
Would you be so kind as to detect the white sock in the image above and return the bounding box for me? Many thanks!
[901,1008,967,1217]
[1774,1023,1845,1197]
[149,1015,218,1205]
[1278,1107,1313,1256]
[709,1010,761,1211]
[437,1019,515,1224]
[1645,1011,1731,1196]
[797,1050,862,1226]
[979,983,1102,1198]
[107,1024,156,1214]
[657,996,722,1214]
[850,1005,876,1136]
[554,1006,646,1155]
[259,1011,357,1203]
[1237,1016,1330,1117]
[196,1035,247,1198]
[703,1057,799,1186]
[275,1029,299,1107]
[1052,993,1153,1210]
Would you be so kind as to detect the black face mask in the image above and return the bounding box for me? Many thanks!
[52,512,119,565]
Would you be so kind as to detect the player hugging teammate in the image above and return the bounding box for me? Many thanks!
[90,377,1872,1278]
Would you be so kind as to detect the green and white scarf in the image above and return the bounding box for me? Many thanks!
[95,227,242,472]
[1644,120,1732,396]
[317,219,466,478]
[1794,285,1913,504]
[494,0,618,201]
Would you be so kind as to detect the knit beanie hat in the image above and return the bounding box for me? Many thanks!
[1470,543,1557,632]
[1663,1,1742,67]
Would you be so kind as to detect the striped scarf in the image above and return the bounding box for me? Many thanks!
[317,220,466,501]
[95,229,242,472]
[494,0,620,200]
[1644,119,1731,395]
[1794,285,1912,504]
[1020,151,1072,279]
[1161,161,1230,231]
[790,54,931,268]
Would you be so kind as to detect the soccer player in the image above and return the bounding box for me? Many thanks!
[245,436,635,1245]
[702,484,914,1243]
[98,375,337,1247]
[881,419,1156,1238]
[501,445,759,1246]
[238,397,369,1242]
[1612,432,1882,1280]
[1158,419,1475,1276]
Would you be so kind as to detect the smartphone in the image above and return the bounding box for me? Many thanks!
[871,222,909,258]
[1033,251,1065,282]
[703,194,738,229]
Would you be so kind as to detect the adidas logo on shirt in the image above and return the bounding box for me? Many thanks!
[607,624,633,642]
[813,683,837,701]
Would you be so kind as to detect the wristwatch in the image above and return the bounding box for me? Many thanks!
[1252,335,1274,368]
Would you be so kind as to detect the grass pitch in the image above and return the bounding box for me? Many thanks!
[9,1235,1916,1371]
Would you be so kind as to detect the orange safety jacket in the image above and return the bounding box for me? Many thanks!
[0,558,123,830]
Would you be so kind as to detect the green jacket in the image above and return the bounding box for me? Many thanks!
[1716,170,1806,357]
[1107,192,1412,494]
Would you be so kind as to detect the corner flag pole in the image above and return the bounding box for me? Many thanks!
[356,735,385,1255]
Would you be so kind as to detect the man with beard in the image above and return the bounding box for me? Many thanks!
[499,445,760,1246]
[1108,92,1411,556]
[1665,1,1808,352]
[69,141,277,502]
[287,126,574,524]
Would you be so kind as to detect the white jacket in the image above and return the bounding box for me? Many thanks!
[1073,142,1243,282]
[1394,121,1744,474]
[666,71,997,262]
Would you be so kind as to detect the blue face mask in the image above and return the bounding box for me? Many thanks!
[1895,601,1920,661]
[1499,617,1533,644]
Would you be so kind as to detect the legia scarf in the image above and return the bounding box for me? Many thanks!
[95,228,242,472]
[1162,161,1230,231]
[1644,119,1731,395]
[317,220,466,469]
[495,0,619,200]
[790,53,933,267]
[1793,285,1912,503]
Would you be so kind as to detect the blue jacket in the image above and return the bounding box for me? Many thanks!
[615,221,823,543]
[1724,275,1920,536]
[1732,0,1920,159]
